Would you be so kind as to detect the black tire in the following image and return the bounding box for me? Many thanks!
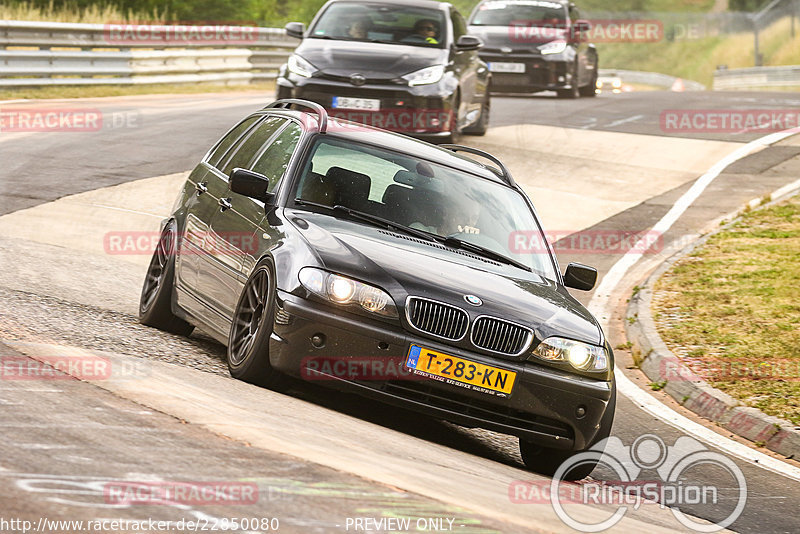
[556,62,580,99]
[139,221,194,336]
[579,63,598,97]
[441,94,462,144]
[520,386,616,480]
[227,260,288,389]
[463,96,490,136]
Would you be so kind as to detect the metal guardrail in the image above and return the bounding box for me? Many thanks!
[599,68,706,91]
[0,20,295,86]
[713,65,800,90]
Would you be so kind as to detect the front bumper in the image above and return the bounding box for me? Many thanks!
[270,291,614,451]
[480,52,573,93]
[276,73,456,137]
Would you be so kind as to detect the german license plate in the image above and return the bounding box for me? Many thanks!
[405,344,516,397]
[331,97,380,110]
[489,62,526,73]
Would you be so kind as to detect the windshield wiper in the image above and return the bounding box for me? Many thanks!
[443,236,531,272]
[293,199,440,244]
[293,199,530,271]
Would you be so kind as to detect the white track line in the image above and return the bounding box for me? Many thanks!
[588,126,800,483]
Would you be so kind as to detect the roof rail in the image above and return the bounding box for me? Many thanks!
[439,144,516,187]
[266,99,328,133]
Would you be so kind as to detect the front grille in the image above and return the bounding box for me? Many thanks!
[471,317,532,356]
[406,297,468,341]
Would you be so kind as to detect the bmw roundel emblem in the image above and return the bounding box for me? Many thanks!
[464,295,482,306]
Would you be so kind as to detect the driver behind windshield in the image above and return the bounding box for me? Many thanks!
[404,18,440,44]
[346,17,370,39]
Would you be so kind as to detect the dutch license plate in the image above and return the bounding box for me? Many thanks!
[489,62,526,73]
[405,344,516,396]
[331,97,380,110]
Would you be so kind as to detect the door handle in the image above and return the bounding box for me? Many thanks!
[218,197,232,211]
[195,181,208,195]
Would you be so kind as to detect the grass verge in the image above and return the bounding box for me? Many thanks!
[0,82,276,101]
[652,194,800,425]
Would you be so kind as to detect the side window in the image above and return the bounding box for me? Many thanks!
[451,9,467,41]
[568,5,580,23]
[206,116,259,168]
[219,117,286,177]
[249,122,303,192]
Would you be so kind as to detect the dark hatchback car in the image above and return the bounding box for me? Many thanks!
[139,99,615,479]
[275,0,490,143]
[467,0,598,98]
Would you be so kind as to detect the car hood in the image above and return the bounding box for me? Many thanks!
[291,212,602,346]
[296,39,447,79]
[468,25,567,49]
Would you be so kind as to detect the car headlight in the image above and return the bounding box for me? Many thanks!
[401,65,445,86]
[287,55,317,78]
[299,267,398,318]
[539,39,567,55]
[530,337,608,371]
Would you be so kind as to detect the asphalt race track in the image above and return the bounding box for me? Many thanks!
[1,89,799,533]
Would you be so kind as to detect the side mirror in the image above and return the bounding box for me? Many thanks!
[230,168,275,205]
[563,262,597,291]
[285,22,305,39]
[573,19,591,38]
[455,35,483,51]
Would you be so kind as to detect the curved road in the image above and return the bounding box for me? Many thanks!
[1,90,799,533]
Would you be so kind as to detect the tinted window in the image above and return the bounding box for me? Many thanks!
[206,116,259,168]
[470,1,566,26]
[309,2,447,48]
[452,9,467,40]
[294,138,558,279]
[250,122,302,192]
[219,117,285,176]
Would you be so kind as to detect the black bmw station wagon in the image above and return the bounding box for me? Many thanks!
[139,99,616,479]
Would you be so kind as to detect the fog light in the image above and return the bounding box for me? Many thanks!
[576,405,586,418]
[311,333,326,348]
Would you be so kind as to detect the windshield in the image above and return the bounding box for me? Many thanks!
[470,1,567,27]
[292,137,558,279]
[308,2,447,48]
